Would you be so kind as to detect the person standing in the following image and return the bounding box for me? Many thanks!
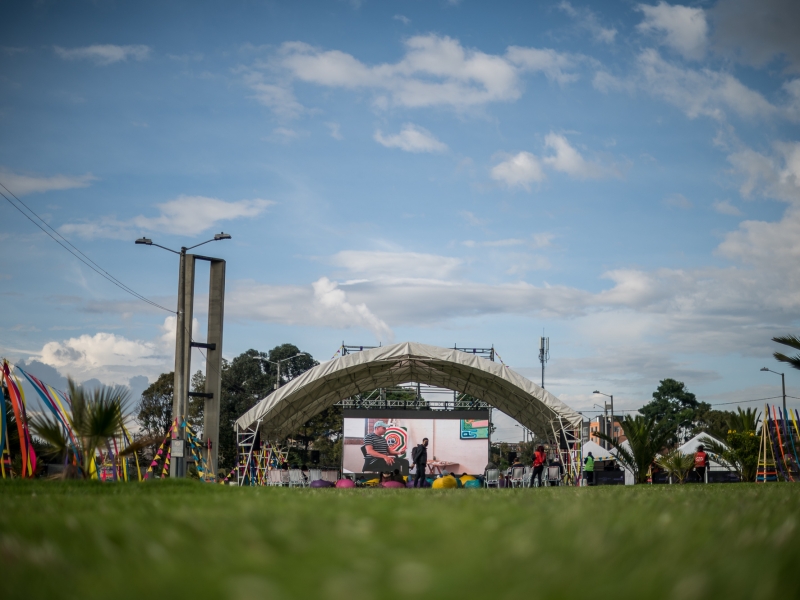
[411,437,429,488]
[584,451,595,486]
[694,444,708,483]
[532,445,546,487]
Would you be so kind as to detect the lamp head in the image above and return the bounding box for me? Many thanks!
[593,390,600,394]
[760,367,769,372]
[214,232,232,241]
[135,237,152,245]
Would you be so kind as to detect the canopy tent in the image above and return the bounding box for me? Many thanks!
[582,440,616,462]
[676,433,731,469]
[235,342,584,439]
[609,441,636,485]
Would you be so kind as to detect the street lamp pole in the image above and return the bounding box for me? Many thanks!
[761,367,787,422]
[136,233,231,478]
[593,391,615,449]
[263,353,308,391]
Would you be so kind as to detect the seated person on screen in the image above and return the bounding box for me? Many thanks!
[363,421,410,475]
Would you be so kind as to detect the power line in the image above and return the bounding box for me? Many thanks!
[0,182,174,314]
[580,395,785,414]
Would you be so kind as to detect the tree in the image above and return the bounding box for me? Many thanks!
[703,408,761,482]
[596,415,673,484]
[640,379,710,445]
[772,335,800,371]
[30,378,129,479]
[218,345,317,470]
[655,449,695,483]
[136,372,174,442]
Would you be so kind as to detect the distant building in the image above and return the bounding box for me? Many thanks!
[589,417,627,448]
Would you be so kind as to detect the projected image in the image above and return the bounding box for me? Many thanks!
[342,413,489,476]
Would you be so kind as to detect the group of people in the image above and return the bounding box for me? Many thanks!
[583,444,710,485]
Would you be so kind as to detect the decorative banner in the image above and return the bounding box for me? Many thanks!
[384,426,407,456]
[3,360,36,477]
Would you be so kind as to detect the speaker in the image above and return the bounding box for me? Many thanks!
[310,450,320,464]
[507,452,517,463]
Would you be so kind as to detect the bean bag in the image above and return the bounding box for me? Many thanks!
[335,479,355,488]
[381,481,404,488]
[432,475,457,489]
[464,479,481,488]
[460,475,476,485]
[405,479,430,488]
[310,479,334,488]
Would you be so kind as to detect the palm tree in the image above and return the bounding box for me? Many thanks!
[656,449,695,483]
[596,415,673,484]
[31,378,130,479]
[773,335,800,371]
[702,407,760,482]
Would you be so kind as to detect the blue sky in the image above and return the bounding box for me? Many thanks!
[2,0,799,440]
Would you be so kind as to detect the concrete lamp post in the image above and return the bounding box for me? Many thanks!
[135,232,231,479]
[593,390,615,449]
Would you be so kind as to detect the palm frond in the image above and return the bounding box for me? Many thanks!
[655,449,695,483]
[118,435,162,456]
[29,414,69,461]
[772,335,800,351]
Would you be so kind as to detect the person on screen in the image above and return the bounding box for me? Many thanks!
[412,437,429,488]
[363,420,409,475]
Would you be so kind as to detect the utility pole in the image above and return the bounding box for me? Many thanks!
[539,335,549,389]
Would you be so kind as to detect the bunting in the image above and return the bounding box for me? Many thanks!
[2,360,36,477]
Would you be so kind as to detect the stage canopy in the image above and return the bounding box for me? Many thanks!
[235,341,583,439]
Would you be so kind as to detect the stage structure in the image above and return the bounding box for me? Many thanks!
[233,342,585,486]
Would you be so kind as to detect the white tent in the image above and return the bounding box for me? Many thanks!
[235,341,584,439]
[582,440,615,462]
[609,440,636,485]
[676,433,731,469]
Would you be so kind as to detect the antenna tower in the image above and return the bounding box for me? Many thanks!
[539,335,550,389]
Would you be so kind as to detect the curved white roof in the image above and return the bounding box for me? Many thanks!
[235,341,583,438]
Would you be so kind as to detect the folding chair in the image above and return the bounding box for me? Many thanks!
[523,466,532,488]
[547,466,561,486]
[267,469,283,487]
[510,467,524,488]
[280,469,290,486]
[289,468,306,488]
[322,469,339,483]
[308,468,322,483]
[484,469,500,488]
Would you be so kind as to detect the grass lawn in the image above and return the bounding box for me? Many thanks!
[0,481,798,599]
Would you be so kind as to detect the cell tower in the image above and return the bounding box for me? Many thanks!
[539,335,550,389]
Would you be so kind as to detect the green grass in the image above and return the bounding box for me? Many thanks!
[0,481,798,599]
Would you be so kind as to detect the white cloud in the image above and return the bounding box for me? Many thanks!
[637,2,708,61]
[557,1,617,44]
[459,211,486,226]
[329,250,462,280]
[664,193,693,209]
[273,35,581,111]
[727,141,800,203]
[463,233,553,249]
[491,152,545,190]
[393,14,411,25]
[542,133,616,179]
[374,123,447,153]
[227,277,393,342]
[60,195,274,239]
[326,122,343,140]
[713,200,742,216]
[0,168,95,196]
[241,70,304,119]
[636,49,778,121]
[54,44,151,65]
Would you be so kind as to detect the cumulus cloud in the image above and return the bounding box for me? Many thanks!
[713,200,742,216]
[0,168,95,196]
[241,70,304,119]
[267,35,581,112]
[60,195,274,239]
[491,152,545,190]
[727,141,800,203]
[637,2,708,60]
[542,133,616,179]
[558,1,617,44]
[636,49,778,121]
[374,123,447,153]
[493,133,618,189]
[54,44,151,65]
[227,277,393,342]
[329,250,462,280]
